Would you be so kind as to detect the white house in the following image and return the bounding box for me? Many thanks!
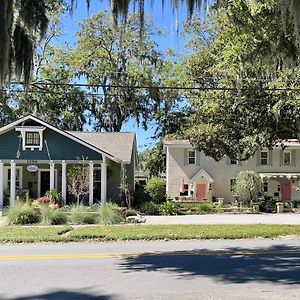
[164,139,300,203]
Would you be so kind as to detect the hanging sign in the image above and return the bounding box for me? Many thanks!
[27,165,38,173]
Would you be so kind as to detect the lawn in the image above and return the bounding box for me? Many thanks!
[0,224,299,243]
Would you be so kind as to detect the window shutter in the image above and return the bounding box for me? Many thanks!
[269,150,273,166]
[184,149,188,165]
[238,158,242,166]
[225,156,230,166]
[279,150,283,166]
[196,150,201,166]
[256,150,261,166]
[292,150,296,166]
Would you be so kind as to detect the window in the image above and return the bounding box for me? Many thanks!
[188,150,196,164]
[7,168,22,189]
[93,169,101,201]
[230,159,238,165]
[283,150,291,165]
[15,127,45,151]
[230,179,236,192]
[180,184,189,196]
[25,132,40,146]
[262,182,268,193]
[260,151,268,165]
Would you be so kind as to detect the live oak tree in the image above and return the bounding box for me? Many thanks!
[69,12,168,132]
[3,8,88,130]
[3,1,300,84]
[180,12,300,161]
[0,0,202,85]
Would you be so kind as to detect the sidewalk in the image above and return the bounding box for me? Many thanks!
[143,213,300,225]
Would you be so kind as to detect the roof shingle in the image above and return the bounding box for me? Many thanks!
[67,131,136,162]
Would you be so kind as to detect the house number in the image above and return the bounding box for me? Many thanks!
[27,160,37,164]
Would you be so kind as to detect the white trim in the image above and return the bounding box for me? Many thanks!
[101,162,107,206]
[10,161,16,207]
[283,150,292,166]
[61,161,67,206]
[0,115,120,163]
[4,166,23,191]
[89,162,94,206]
[190,169,214,183]
[260,150,269,165]
[188,149,196,165]
[15,126,45,151]
[38,168,58,197]
[49,161,55,191]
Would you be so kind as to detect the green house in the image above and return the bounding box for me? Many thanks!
[0,115,138,207]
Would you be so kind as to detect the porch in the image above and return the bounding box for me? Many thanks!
[0,158,110,207]
[259,172,300,202]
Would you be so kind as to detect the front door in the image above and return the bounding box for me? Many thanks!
[40,171,50,197]
[196,183,206,202]
[281,180,291,201]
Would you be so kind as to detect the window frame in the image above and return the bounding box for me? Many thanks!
[188,150,196,165]
[25,131,40,146]
[180,184,189,196]
[15,127,45,151]
[283,150,291,166]
[260,151,269,165]
[5,166,23,190]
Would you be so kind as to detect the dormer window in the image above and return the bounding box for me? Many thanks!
[25,132,40,146]
[15,126,45,151]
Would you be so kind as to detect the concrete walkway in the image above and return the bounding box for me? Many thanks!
[144,213,300,225]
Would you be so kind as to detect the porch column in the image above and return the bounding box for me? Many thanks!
[10,160,16,207]
[49,161,55,191]
[61,161,67,206]
[89,161,94,206]
[0,161,3,207]
[101,157,107,206]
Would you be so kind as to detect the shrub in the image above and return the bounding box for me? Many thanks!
[69,204,98,224]
[7,203,41,225]
[235,171,261,204]
[98,203,123,225]
[144,177,166,203]
[159,201,177,216]
[258,196,277,213]
[40,206,68,225]
[197,201,215,214]
[133,185,151,207]
[139,201,160,215]
[177,203,200,215]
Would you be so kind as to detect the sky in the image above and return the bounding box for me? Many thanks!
[57,0,190,151]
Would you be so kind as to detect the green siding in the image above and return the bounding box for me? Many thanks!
[0,128,102,161]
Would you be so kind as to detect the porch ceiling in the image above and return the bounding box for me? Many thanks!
[259,172,300,180]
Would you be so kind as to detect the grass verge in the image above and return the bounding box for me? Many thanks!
[0,224,300,243]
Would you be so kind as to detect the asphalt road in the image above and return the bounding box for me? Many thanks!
[1,239,300,300]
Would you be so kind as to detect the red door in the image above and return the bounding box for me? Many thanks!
[196,184,206,202]
[281,180,291,201]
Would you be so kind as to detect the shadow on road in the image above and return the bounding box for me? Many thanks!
[8,289,115,300]
[120,244,300,285]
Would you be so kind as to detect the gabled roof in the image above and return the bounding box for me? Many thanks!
[67,131,136,163]
[0,115,137,163]
[190,169,214,183]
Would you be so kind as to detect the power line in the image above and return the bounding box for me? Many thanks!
[6,81,300,92]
